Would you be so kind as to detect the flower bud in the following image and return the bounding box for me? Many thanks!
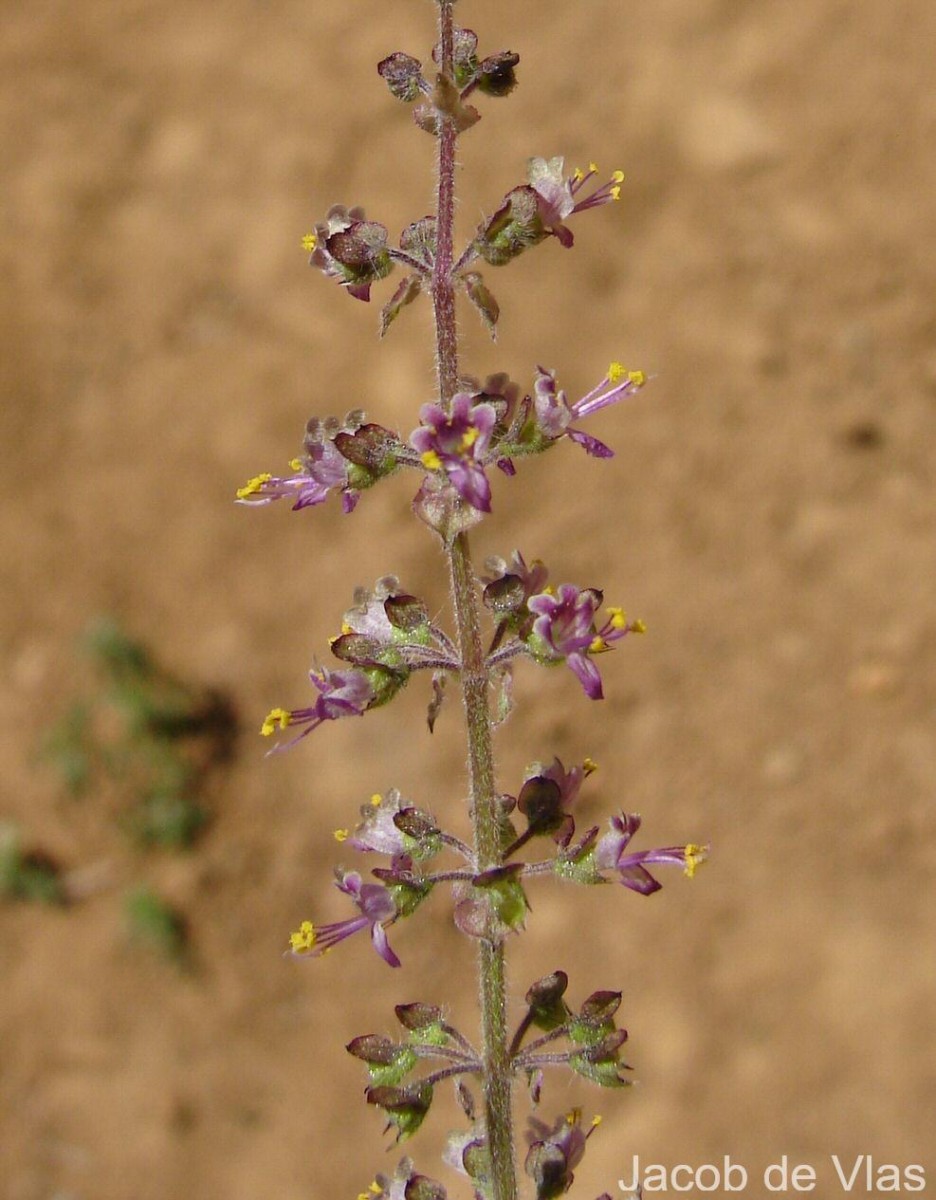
[525,970,571,1031]
[366,1082,433,1142]
[579,990,622,1027]
[395,1002,444,1035]
[517,775,567,840]
[569,1030,631,1088]
[347,1035,418,1087]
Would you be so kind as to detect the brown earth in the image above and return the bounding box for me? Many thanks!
[2,0,935,1198]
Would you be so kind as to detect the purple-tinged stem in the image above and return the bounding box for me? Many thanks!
[430,5,517,1200]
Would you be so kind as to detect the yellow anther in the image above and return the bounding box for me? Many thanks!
[236,472,272,499]
[607,606,628,629]
[632,618,647,634]
[459,426,480,451]
[370,793,383,807]
[591,1114,603,1128]
[683,844,709,878]
[609,185,622,201]
[572,167,586,183]
[588,162,598,174]
[421,449,443,471]
[261,707,290,736]
[301,232,317,252]
[334,829,349,842]
[289,457,303,472]
[589,635,609,654]
[289,920,317,953]
[628,370,646,387]
[368,1184,382,1197]
[611,170,625,184]
[341,622,353,635]
[543,584,555,595]
[608,362,626,384]
[583,756,598,775]
[566,1108,583,1126]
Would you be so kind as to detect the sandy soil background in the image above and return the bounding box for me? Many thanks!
[2,1,935,1198]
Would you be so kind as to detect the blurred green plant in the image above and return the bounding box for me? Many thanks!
[0,824,66,905]
[40,617,238,849]
[124,885,189,962]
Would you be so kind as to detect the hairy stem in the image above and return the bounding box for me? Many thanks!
[431,5,517,1200]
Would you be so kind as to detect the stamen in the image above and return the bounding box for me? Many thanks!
[261,707,290,736]
[236,472,272,499]
[289,920,317,952]
[683,844,708,878]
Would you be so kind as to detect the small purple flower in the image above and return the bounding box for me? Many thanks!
[287,870,401,967]
[236,438,352,512]
[411,392,497,512]
[515,757,596,847]
[345,789,410,857]
[525,1109,600,1200]
[595,813,709,895]
[533,363,646,458]
[527,585,644,699]
[527,156,624,248]
[260,666,374,751]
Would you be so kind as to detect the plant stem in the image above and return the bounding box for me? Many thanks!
[431,5,517,1200]
[449,534,518,1200]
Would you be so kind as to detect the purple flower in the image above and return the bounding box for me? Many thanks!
[410,392,497,512]
[525,1110,601,1200]
[367,1160,447,1200]
[515,757,596,847]
[287,870,401,967]
[527,585,644,699]
[533,363,646,458]
[260,666,374,751]
[345,789,410,857]
[236,411,371,514]
[595,813,709,895]
[236,439,352,512]
[527,156,624,248]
